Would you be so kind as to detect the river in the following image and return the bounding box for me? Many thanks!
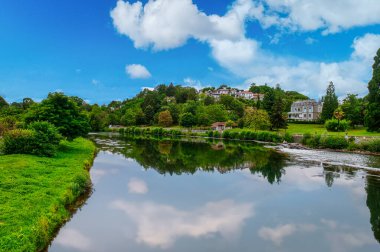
[49,133,380,252]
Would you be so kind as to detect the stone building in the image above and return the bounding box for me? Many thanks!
[288,100,323,121]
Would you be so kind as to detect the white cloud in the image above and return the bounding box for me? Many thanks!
[141,86,154,91]
[327,232,376,252]
[112,0,380,97]
[256,0,380,34]
[230,33,380,98]
[128,178,148,194]
[110,0,254,50]
[55,228,92,251]
[110,199,253,248]
[305,37,317,45]
[126,64,151,79]
[258,223,316,246]
[183,77,203,90]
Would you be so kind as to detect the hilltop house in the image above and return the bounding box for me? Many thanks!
[205,88,264,102]
[288,100,323,121]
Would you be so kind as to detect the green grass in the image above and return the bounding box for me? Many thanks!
[0,138,96,252]
[281,123,380,137]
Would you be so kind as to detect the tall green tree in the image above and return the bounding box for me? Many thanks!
[243,107,270,131]
[24,92,90,139]
[0,96,8,109]
[341,94,364,127]
[270,87,287,130]
[262,87,275,114]
[365,48,380,132]
[321,81,339,121]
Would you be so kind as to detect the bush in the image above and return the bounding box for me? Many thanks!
[213,131,221,138]
[325,119,350,132]
[3,129,36,155]
[359,139,380,153]
[320,136,348,149]
[2,122,62,156]
[28,121,62,156]
[284,133,294,143]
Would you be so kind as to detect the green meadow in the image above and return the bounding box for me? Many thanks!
[0,138,96,252]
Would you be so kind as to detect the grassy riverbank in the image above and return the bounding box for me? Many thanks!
[0,138,96,252]
[282,123,380,137]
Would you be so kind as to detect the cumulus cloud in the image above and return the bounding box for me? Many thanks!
[258,223,316,246]
[55,228,92,251]
[126,64,151,79]
[110,0,254,50]
[327,232,376,252]
[183,77,203,90]
[128,178,148,194]
[110,199,253,248]
[254,0,380,34]
[112,0,380,97]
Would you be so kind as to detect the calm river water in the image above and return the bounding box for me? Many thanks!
[49,134,380,252]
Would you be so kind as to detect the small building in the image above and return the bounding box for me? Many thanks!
[211,122,231,131]
[288,100,323,121]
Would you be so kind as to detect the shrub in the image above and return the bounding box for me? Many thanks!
[2,129,36,155]
[325,119,350,132]
[302,133,312,145]
[213,131,221,138]
[359,139,380,153]
[28,121,62,156]
[2,122,62,156]
[222,130,230,138]
[284,133,294,143]
[320,136,348,149]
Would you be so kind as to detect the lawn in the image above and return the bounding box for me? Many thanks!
[0,138,96,252]
[282,123,380,137]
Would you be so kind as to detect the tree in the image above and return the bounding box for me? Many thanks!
[341,94,364,127]
[365,48,380,131]
[24,92,90,139]
[204,95,215,106]
[143,105,155,125]
[22,98,34,110]
[243,107,270,131]
[366,174,380,242]
[0,96,8,110]
[122,108,137,126]
[262,87,275,114]
[333,107,344,122]
[166,83,176,97]
[180,112,196,127]
[321,81,339,121]
[270,87,287,130]
[158,110,173,127]
[89,105,109,131]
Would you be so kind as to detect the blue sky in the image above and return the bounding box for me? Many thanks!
[1,0,380,104]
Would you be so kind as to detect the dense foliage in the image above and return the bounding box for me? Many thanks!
[24,93,90,139]
[325,119,350,132]
[321,81,339,122]
[2,122,62,156]
[366,48,380,132]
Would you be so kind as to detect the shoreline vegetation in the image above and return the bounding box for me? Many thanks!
[118,126,380,155]
[0,138,96,252]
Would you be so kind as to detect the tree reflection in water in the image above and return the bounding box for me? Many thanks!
[92,135,287,184]
[91,134,380,244]
[366,173,380,243]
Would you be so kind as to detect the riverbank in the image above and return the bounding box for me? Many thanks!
[0,138,96,252]
[119,126,380,155]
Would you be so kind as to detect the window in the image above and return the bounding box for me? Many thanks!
[309,114,312,118]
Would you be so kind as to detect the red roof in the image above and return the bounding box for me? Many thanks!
[211,122,226,127]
